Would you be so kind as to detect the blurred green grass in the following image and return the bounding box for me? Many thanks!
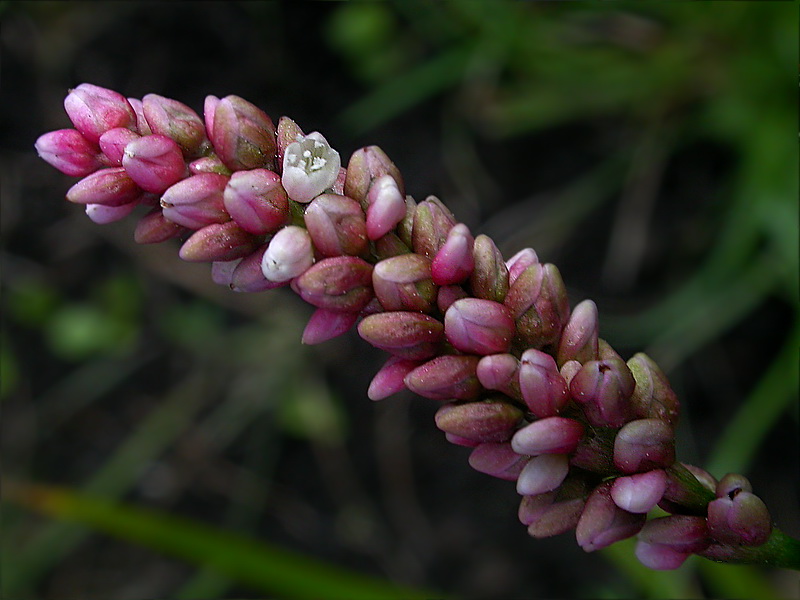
[2,1,797,598]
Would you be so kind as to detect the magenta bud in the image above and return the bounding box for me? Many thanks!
[404,355,481,401]
[434,399,523,444]
[614,419,675,474]
[506,248,539,284]
[436,284,469,313]
[660,463,718,514]
[366,174,407,240]
[64,83,136,143]
[189,156,230,175]
[627,353,680,427]
[445,433,481,448]
[260,225,314,282]
[372,254,437,313]
[516,454,570,496]
[444,298,515,356]
[230,244,287,292]
[469,442,528,481]
[203,95,219,140]
[98,127,141,166]
[142,94,207,157]
[179,221,260,262]
[476,353,521,400]
[275,115,305,168]
[127,97,151,135]
[210,95,277,171]
[357,311,443,360]
[66,167,142,206]
[557,299,599,367]
[292,256,374,312]
[524,495,586,539]
[36,129,103,176]
[511,417,584,456]
[470,234,509,303]
[223,169,290,235]
[397,195,416,248]
[211,259,240,287]
[367,356,421,401]
[133,209,186,244]
[302,308,359,345]
[122,134,186,194]
[715,473,752,498]
[569,358,636,428]
[281,132,340,203]
[411,196,457,259]
[431,224,475,285]
[634,541,690,570]
[519,349,570,417]
[160,173,230,229]
[85,201,137,224]
[304,193,368,257]
[373,232,410,260]
[707,489,771,546]
[344,145,404,208]
[560,359,582,386]
[610,470,668,513]
[576,482,646,552]
[504,263,570,350]
[639,515,711,554]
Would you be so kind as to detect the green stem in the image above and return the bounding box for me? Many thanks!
[700,528,800,571]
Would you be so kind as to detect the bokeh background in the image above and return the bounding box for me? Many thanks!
[1,2,798,599]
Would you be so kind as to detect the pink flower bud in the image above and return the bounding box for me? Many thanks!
[411,196,457,259]
[576,482,646,552]
[610,469,668,513]
[470,235,509,303]
[367,356,421,401]
[707,489,771,546]
[436,284,468,313]
[122,134,186,194]
[445,433,480,448]
[127,97,151,135]
[230,244,287,292]
[560,359,582,386]
[404,355,481,401]
[210,95,277,171]
[203,95,219,140]
[518,349,570,417]
[211,259,240,287]
[66,167,142,206]
[715,473,752,498]
[506,248,539,284]
[477,353,521,400]
[281,132,340,203]
[660,463,717,514]
[134,209,186,244]
[512,417,584,456]
[569,358,636,428]
[260,225,314,282]
[519,475,590,536]
[504,263,570,350]
[613,419,675,474]
[189,156,230,175]
[292,256,374,312]
[557,299,599,367]
[372,254,437,313]
[64,83,136,143]
[35,129,102,176]
[638,515,711,554]
[142,94,207,157]
[304,194,368,257]
[98,127,141,166]
[434,398,523,444]
[344,145,404,208]
[160,173,230,229]
[634,541,690,570]
[357,311,444,360]
[275,115,305,168]
[366,174,407,240]
[516,454,570,496]
[85,200,137,224]
[302,308,359,345]
[430,223,474,285]
[444,298,514,355]
[223,169,290,235]
[469,442,528,481]
[373,232,411,260]
[627,353,680,427]
[178,221,260,262]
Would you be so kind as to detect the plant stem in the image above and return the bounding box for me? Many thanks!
[700,528,800,571]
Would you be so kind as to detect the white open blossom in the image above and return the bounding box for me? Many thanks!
[281,132,340,203]
[261,225,314,282]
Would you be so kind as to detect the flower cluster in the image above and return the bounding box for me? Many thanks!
[37,84,777,570]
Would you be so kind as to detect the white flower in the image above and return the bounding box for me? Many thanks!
[281,132,340,203]
[261,225,314,282]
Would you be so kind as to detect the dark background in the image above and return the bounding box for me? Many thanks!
[1,2,798,599]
